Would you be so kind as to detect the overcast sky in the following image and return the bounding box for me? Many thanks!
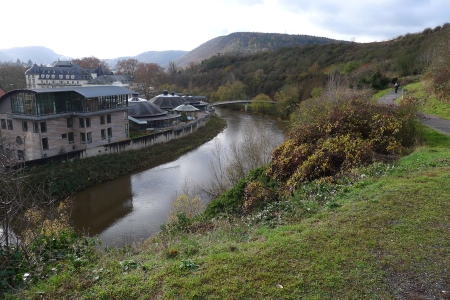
[2,0,449,59]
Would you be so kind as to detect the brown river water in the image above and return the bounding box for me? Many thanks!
[70,108,287,246]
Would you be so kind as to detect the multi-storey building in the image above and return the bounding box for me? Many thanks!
[25,60,133,89]
[0,86,131,162]
[25,60,93,89]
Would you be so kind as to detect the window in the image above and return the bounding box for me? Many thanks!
[68,132,74,143]
[67,118,73,128]
[33,122,39,133]
[100,115,105,125]
[124,112,128,119]
[87,132,92,143]
[107,114,111,123]
[7,120,13,130]
[40,122,47,133]
[17,150,24,160]
[79,118,85,128]
[101,129,106,140]
[86,118,91,127]
[42,138,49,150]
[107,127,112,138]
[22,121,28,132]
[62,133,67,139]
[1,119,6,130]
[80,132,86,144]
[125,123,129,137]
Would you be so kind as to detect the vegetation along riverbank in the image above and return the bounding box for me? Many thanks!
[2,24,450,298]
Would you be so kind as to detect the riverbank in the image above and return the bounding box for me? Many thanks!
[26,114,226,201]
[11,125,450,299]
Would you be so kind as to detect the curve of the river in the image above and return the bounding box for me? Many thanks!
[70,108,287,246]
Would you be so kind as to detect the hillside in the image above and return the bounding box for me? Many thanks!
[104,50,188,69]
[169,26,449,102]
[174,32,347,67]
[0,46,63,65]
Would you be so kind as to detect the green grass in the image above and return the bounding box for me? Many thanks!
[9,128,450,299]
[403,82,450,119]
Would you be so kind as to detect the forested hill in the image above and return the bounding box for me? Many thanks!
[174,32,346,67]
[169,24,449,103]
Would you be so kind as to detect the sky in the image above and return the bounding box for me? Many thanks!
[2,0,449,59]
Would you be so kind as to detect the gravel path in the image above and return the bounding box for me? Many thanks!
[378,89,450,136]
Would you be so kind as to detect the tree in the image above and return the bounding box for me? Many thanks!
[132,63,167,99]
[252,93,272,114]
[228,81,247,100]
[167,61,178,84]
[72,56,110,71]
[274,85,300,119]
[0,63,27,91]
[115,58,139,76]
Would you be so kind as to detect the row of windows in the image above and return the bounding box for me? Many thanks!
[72,114,112,128]
[80,128,113,144]
[3,115,117,134]
[42,128,114,150]
[39,80,80,84]
[40,74,76,79]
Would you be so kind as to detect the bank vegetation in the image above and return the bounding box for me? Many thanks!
[2,23,450,299]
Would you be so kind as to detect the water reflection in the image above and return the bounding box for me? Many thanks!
[71,108,287,246]
[71,175,133,235]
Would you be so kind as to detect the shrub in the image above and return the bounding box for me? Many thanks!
[204,166,275,218]
[268,96,421,191]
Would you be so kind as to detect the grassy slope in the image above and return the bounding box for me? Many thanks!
[10,88,450,299]
[11,138,450,299]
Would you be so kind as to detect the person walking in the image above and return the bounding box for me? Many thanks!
[394,82,400,93]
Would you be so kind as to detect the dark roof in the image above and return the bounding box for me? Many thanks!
[128,102,167,118]
[149,91,185,109]
[29,86,134,97]
[25,61,92,80]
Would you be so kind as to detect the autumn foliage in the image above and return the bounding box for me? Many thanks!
[267,96,422,192]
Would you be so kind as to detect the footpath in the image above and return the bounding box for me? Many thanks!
[378,89,450,136]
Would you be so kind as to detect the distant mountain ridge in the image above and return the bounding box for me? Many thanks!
[173,32,348,67]
[0,46,188,69]
[0,46,64,65]
[103,50,188,69]
[1,32,347,69]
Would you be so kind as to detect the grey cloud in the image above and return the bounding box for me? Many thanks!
[277,0,450,41]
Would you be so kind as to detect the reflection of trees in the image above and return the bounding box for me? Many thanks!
[70,179,133,236]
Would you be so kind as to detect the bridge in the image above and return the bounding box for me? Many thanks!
[211,100,277,111]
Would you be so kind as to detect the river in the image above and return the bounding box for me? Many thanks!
[70,108,288,246]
